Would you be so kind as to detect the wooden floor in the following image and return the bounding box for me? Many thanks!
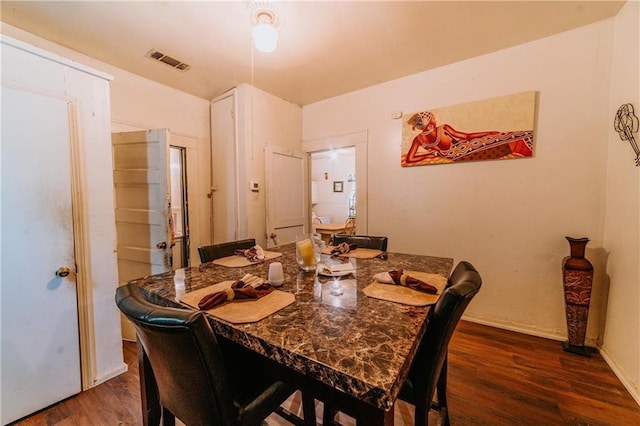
[14,321,640,425]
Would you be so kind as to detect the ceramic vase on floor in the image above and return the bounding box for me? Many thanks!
[561,236,594,357]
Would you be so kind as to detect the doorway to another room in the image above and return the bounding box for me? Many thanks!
[310,147,356,241]
[170,146,190,268]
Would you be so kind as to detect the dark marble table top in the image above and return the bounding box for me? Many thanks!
[129,243,453,411]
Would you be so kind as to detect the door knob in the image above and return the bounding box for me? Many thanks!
[157,242,167,249]
[56,266,71,278]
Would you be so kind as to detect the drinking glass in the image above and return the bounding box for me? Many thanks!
[295,233,322,271]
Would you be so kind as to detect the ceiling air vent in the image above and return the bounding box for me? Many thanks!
[145,49,191,72]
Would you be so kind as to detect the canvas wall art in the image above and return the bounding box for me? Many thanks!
[401,91,536,167]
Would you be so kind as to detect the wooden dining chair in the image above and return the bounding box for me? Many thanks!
[397,262,482,426]
[115,283,299,426]
[343,217,356,234]
[331,234,388,251]
[198,238,256,263]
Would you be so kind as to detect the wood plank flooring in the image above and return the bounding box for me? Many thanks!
[14,321,640,425]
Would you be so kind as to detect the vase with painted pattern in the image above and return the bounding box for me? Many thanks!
[562,236,593,357]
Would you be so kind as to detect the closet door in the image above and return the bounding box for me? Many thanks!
[265,146,308,248]
[1,86,81,424]
[211,92,240,243]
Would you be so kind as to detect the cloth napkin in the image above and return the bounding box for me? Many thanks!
[331,242,357,257]
[198,274,274,310]
[318,262,356,276]
[234,244,265,262]
[373,269,438,294]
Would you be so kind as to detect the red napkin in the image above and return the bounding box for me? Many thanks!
[234,244,265,262]
[331,242,357,256]
[198,274,274,310]
[374,269,438,294]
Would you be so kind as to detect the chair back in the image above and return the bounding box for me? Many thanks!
[198,238,256,263]
[331,234,388,251]
[407,264,482,411]
[115,284,237,425]
[343,217,356,234]
[447,260,480,288]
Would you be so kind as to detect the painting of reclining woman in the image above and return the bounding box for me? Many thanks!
[401,91,536,167]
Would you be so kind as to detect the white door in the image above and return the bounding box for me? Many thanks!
[1,87,81,424]
[265,146,308,248]
[211,93,240,243]
[112,130,172,339]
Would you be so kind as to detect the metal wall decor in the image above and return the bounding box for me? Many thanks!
[614,103,639,166]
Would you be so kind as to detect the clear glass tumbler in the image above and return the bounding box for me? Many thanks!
[295,234,322,271]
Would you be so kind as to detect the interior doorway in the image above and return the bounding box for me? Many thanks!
[310,147,356,227]
[302,131,368,236]
[170,146,190,268]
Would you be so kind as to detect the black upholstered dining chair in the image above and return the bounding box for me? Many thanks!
[397,261,482,426]
[198,238,256,263]
[115,283,297,426]
[331,234,388,251]
[321,261,481,426]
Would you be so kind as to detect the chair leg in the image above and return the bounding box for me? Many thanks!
[414,400,429,426]
[436,357,449,426]
[322,403,339,426]
[161,406,176,426]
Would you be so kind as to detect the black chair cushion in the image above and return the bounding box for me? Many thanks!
[331,234,388,251]
[198,238,257,263]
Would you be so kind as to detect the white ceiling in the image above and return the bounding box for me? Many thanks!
[0,1,625,106]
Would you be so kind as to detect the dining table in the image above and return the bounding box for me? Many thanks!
[315,222,354,244]
[127,242,453,426]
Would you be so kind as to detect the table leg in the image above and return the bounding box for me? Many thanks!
[356,404,394,426]
[322,402,394,426]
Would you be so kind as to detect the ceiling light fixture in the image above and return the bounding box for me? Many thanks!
[249,2,279,53]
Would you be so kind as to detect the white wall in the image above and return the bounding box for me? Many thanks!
[304,19,617,361]
[602,1,640,404]
[235,84,302,246]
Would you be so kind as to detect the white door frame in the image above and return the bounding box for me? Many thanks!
[302,131,368,235]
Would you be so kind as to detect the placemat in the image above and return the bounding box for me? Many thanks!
[212,251,282,268]
[363,270,448,306]
[321,247,382,259]
[179,281,295,323]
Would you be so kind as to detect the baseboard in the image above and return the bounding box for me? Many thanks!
[462,315,600,346]
[462,315,567,342]
[599,346,640,407]
[92,362,128,387]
